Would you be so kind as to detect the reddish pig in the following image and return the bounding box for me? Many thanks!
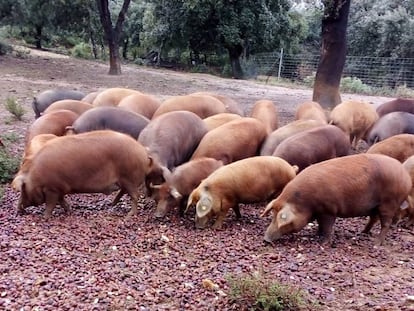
[190,92,244,115]
[92,88,142,106]
[187,156,298,229]
[295,101,327,123]
[43,100,93,116]
[203,113,242,131]
[376,98,414,117]
[118,93,161,119]
[261,153,412,245]
[401,155,414,225]
[366,134,414,162]
[249,100,279,134]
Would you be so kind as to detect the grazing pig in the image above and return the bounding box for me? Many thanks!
[12,131,153,219]
[260,119,325,156]
[366,112,414,145]
[92,88,142,107]
[65,106,150,139]
[191,118,267,165]
[152,94,227,119]
[190,92,244,115]
[32,88,85,118]
[272,125,350,172]
[203,113,242,131]
[376,98,414,117]
[249,100,279,134]
[118,93,161,119]
[26,110,79,145]
[401,155,414,225]
[366,134,414,162]
[150,157,223,218]
[43,100,93,116]
[187,156,298,229]
[138,111,208,194]
[295,101,327,123]
[261,154,412,245]
[329,100,379,148]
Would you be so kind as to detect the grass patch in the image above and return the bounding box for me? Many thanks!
[4,97,25,121]
[0,148,20,184]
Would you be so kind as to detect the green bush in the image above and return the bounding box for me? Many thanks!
[0,148,20,184]
[340,76,372,94]
[71,42,92,59]
[0,40,12,55]
[4,97,25,121]
[226,271,307,311]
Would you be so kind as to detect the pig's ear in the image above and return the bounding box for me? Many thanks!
[185,190,199,214]
[196,195,212,218]
[260,200,275,217]
[161,166,172,183]
[11,175,24,192]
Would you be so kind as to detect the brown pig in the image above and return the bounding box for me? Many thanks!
[118,93,161,119]
[150,157,223,218]
[81,91,103,104]
[260,119,326,156]
[190,118,267,165]
[203,113,243,131]
[12,130,153,219]
[249,100,279,134]
[190,92,244,115]
[376,98,414,117]
[261,153,412,245]
[92,88,143,107]
[43,100,93,116]
[401,155,414,225]
[295,101,327,123]
[272,125,350,172]
[366,134,414,162]
[187,156,298,229]
[329,100,379,148]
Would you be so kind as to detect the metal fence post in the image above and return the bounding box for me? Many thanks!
[277,48,284,80]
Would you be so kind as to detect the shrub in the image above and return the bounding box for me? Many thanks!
[4,97,25,121]
[0,148,20,184]
[395,84,414,98]
[71,42,92,59]
[340,76,371,94]
[0,40,12,55]
[226,271,307,311]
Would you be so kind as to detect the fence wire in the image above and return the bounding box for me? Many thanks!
[249,51,414,90]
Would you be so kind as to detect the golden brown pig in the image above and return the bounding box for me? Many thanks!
[203,113,242,131]
[13,130,153,219]
[295,101,327,123]
[366,134,414,162]
[329,100,379,148]
[190,92,244,115]
[92,88,142,107]
[249,100,279,134]
[118,93,161,119]
[376,98,414,117]
[43,100,93,116]
[191,118,267,165]
[401,155,414,225]
[262,154,412,245]
[81,91,102,104]
[187,156,298,229]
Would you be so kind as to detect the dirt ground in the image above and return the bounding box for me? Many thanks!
[0,47,413,311]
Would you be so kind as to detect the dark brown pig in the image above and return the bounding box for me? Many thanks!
[26,109,79,145]
[152,94,226,119]
[261,153,412,245]
[66,106,150,139]
[12,130,153,219]
[376,98,414,117]
[366,134,414,162]
[150,157,223,218]
[191,118,267,165]
[32,88,85,118]
[249,100,279,134]
[272,125,350,172]
[186,156,298,229]
[260,119,325,156]
[118,93,161,119]
[295,101,327,123]
[203,113,242,131]
[366,112,414,145]
[43,100,93,116]
[190,92,244,115]
[92,88,142,107]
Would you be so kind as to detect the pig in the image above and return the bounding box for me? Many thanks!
[366,134,414,162]
[81,91,103,104]
[260,119,326,156]
[152,94,227,119]
[295,101,327,123]
[249,100,279,134]
[150,157,223,218]
[32,88,85,118]
[65,106,150,139]
[190,118,267,165]
[190,91,244,115]
[329,100,379,148]
[401,155,414,225]
[118,93,161,119]
[12,130,153,219]
[186,156,298,229]
[366,112,414,145]
[376,98,414,117]
[43,100,93,116]
[203,113,243,131]
[92,88,143,107]
[261,153,412,245]
[138,111,208,195]
[272,125,350,172]
[22,134,57,164]
[26,109,79,145]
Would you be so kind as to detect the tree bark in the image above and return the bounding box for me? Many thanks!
[312,0,351,109]
[227,44,244,79]
[96,0,131,75]
[35,25,43,49]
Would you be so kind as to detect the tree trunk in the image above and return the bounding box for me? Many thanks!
[96,0,131,75]
[312,0,351,109]
[35,25,42,49]
[227,45,244,79]
[122,37,129,60]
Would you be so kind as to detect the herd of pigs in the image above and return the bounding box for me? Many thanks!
[10,87,414,246]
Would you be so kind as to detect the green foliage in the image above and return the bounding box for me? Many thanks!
[1,132,20,144]
[395,84,414,98]
[71,42,92,59]
[340,76,372,94]
[4,97,25,121]
[0,148,20,184]
[226,271,307,311]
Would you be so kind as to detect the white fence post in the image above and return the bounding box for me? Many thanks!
[277,48,284,81]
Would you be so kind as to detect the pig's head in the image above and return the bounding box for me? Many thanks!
[187,185,218,229]
[151,182,183,218]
